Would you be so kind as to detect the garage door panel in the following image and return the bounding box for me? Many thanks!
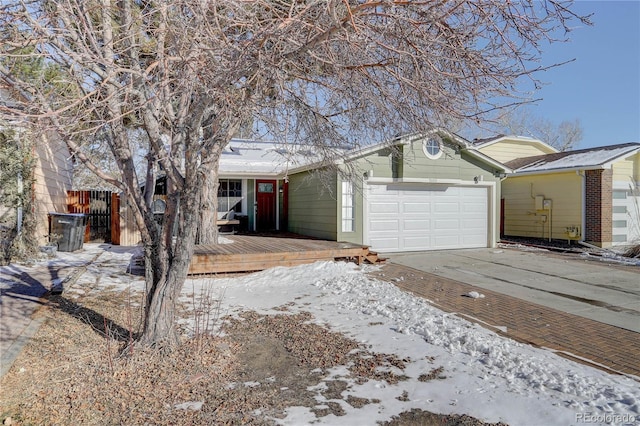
[462,218,486,230]
[366,184,488,252]
[369,219,399,232]
[433,219,460,231]
[434,235,460,248]
[369,202,399,214]
[463,202,487,213]
[462,234,487,246]
[403,236,432,250]
[403,219,430,230]
[403,202,430,213]
[434,202,459,213]
[369,237,400,251]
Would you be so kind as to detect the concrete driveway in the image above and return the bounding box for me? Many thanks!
[387,247,640,333]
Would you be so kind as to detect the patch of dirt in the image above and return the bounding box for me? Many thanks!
[0,287,507,425]
[382,409,509,426]
[418,366,446,382]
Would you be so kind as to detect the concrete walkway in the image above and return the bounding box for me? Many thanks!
[0,247,103,378]
[370,248,640,378]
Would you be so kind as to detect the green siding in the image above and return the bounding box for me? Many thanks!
[353,147,399,179]
[402,141,502,182]
[349,139,502,182]
[287,171,338,240]
[247,179,255,231]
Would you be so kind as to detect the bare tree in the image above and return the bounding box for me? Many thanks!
[0,0,590,347]
[498,108,584,151]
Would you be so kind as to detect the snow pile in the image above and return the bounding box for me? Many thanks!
[464,291,485,299]
[580,251,640,267]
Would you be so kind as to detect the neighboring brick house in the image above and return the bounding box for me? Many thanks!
[476,137,640,248]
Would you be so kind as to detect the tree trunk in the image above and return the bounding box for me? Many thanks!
[197,172,219,245]
[139,187,200,348]
[196,145,224,245]
[139,261,182,348]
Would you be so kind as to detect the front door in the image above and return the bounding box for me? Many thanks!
[256,180,277,232]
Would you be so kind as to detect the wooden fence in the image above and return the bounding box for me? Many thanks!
[67,190,117,243]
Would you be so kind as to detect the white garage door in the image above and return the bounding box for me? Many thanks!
[366,183,488,252]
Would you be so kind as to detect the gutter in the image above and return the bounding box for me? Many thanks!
[511,165,606,177]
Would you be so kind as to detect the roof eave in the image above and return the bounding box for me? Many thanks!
[512,165,605,176]
[601,147,640,168]
[219,171,285,178]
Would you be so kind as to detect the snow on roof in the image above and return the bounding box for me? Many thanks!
[220,132,508,176]
[219,139,319,176]
[506,143,640,173]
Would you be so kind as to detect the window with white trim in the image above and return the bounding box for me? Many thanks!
[422,136,443,160]
[341,181,355,232]
[218,179,243,214]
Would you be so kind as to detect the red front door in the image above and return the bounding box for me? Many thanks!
[256,180,277,232]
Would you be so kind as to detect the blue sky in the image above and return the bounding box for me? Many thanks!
[518,1,640,149]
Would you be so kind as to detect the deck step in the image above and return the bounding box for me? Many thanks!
[364,250,386,265]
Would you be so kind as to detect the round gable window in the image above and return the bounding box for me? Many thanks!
[423,136,443,159]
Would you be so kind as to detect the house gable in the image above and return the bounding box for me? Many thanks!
[345,132,506,182]
[475,135,558,164]
[612,151,640,185]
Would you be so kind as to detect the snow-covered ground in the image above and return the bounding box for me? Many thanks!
[36,245,640,425]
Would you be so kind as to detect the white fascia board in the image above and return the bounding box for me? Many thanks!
[219,172,284,179]
[365,177,464,185]
[365,177,497,189]
[511,165,605,176]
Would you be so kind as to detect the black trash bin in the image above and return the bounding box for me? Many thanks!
[49,213,88,252]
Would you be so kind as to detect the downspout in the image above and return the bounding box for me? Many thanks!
[549,203,552,242]
[16,172,23,235]
[578,170,586,243]
[16,132,23,236]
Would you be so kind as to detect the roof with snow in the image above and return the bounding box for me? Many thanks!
[219,139,323,176]
[220,131,510,176]
[505,142,640,173]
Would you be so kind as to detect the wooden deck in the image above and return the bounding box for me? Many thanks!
[188,235,382,275]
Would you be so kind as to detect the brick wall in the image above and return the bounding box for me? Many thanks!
[584,169,612,246]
